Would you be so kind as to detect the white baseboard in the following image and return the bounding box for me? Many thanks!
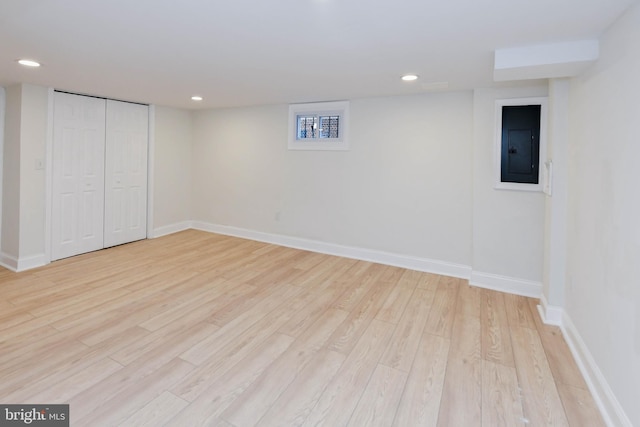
[537,294,563,326]
[149,221,543,299]
[191,221,472,279]
[533,292,632,427]
[0,219,629,426]
[0,221,547,302]
[17,254,48,272]
[469,271,542,298]
[190,222,545,298]
[152,221,193,238]
[0,251,18,272]
[561,312,632,427]
[0,252,48,272]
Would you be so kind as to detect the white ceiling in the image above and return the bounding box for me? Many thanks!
[0,0,635,109]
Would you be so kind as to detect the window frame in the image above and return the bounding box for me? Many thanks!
[494,97,548,192]
[288,101,350,151]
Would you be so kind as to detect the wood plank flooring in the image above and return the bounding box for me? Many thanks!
[0,230,604,426]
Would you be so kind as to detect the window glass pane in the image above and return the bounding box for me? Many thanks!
[297,115,318,139]
[289,101,349,150]
[319,115,340,139]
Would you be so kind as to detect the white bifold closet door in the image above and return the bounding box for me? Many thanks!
[104,99,148,248]
[51,92,106,261]
[51,93,148,261]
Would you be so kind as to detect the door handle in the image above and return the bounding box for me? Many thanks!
[508,147,517,154]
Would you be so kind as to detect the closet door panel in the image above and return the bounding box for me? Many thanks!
[51,92,106,261]
[104,100,148,248]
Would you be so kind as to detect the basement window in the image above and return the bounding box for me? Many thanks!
[288,101,349,151]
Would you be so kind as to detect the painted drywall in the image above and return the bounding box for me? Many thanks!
[152,106,193,231]
[542,79,570,308]
[0,88,4,255]
[1,85,22,260]
[1,83,550,292]
[192,92,474,265]
[567,3,640,425]
[2,85,22,260]
[472,85,547,282]
[18,84,48,259]
[0,84,48,265]
[0,86,197,267]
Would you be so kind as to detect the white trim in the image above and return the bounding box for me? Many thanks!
[192,221,470,279]
[536,293,563,326]
[147,105,156,239]
[6,216,548,302]
[561,312,633,427]
[153,221,192,238]
[2,218,629,427]
[494,97,548,192]
[16,254,48,272]
[0,252,48,272]
[543,160,553,196]
[469,270,542,298]
[172,222,545,298]
[288,101,350,151]
[0,251,17,271]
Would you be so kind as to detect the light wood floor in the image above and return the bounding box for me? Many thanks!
[0,230,603,426]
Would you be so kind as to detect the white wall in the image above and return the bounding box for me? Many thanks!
[152,106,193,233]
[567,3,640,425]
[543,78,570,309]
[0,86,194,268]
[0,83,553,290]
[0,84,49,268]
[0,83,551,296]
[0,87,4,254]
[472,85,547,284]
[18,84,48,260]
[192,92,474,267]
[1,85,23,263]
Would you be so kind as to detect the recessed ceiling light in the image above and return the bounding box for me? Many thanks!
[401,74,418,81]
[191,96,203,101]
[18,59,41,67]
